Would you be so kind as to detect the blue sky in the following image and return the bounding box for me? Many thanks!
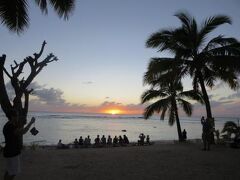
[0,0,240,116]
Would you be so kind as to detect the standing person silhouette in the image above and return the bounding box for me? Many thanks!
[3,110,35,180]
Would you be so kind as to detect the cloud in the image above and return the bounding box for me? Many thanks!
[219,91,240,101]
[4,81,240,117]
[183,100,240,117]
[82,81,94,85]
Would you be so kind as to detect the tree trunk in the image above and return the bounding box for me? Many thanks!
[1,42,57,150]
[173,100,183,141]
[0,55,12,118]
[197,71,215,144]
[197,72,212,118]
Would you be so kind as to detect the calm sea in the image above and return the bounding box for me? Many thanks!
[0,112,239,145]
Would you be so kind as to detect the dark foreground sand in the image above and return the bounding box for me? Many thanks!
[0,141,240,180]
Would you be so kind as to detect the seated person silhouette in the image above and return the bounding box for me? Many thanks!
[113,136,119,146]
[84,135,91,147]
[94,135,100,147]
[57,139,68,149]
[101,135,107,146]
[119,135,124,146]
[107,135,112,145]
[78,136,84,146]
[146,135,150,145]
[73,138,78,148]
[123,135,129,145]
[138,133,145,145]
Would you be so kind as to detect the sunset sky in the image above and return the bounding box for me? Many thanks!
[1,0,240,116]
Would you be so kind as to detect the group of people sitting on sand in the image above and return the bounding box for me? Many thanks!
[57,134,130,149]
[57,133,152,149]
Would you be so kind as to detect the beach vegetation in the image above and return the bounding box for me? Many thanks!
[141,73,204,141]
[0,41,58,145]
[146,11,240,120]
[0,0,75,34]
[222,121,240,139]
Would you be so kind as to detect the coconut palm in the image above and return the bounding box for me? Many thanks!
[222,121,240,139]
[0,0,75,33]
[146,11,240,119]
[141,76,204,141]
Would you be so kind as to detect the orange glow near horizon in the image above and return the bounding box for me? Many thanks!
[105,109,122,115]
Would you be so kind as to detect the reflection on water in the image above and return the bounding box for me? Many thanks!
[0,112,238,145]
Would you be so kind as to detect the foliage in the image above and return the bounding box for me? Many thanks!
[0,0,75,34]
[222,121,240,139]
[146,11,240,118]
[0,41,58,123]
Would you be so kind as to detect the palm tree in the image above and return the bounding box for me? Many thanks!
[222,121,240,139]
[141,75,204,141]
[0,0,75,34]
[146,11,240,119]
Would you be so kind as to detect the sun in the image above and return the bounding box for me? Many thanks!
[106,109,121,115]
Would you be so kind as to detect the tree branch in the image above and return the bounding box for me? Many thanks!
[3,67,12,79]
[34,41,47,60]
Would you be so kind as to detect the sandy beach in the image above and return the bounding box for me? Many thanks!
[1,141,240,180]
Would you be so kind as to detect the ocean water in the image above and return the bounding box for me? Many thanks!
[0,112,239,145]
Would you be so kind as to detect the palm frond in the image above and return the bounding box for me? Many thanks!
[199,15,231,42]
[202,66,217,88]
[177,99,192,116]
[143,98,170,119]
[49,0,75,20]
[207,43,240,56]
[222,121,238,133]
[141,89,167,104]
[160,106,168,120]
[178,90,204,104]
[143,58,177,85]
[35,0,48,14]
[146,29,175,49]
[0,0,29,33]
[203,36,239,52]
[174,11,192,33]
[207,56,240,74]
[217,71,239,90]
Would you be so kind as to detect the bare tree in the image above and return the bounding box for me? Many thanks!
[0,41,58,144]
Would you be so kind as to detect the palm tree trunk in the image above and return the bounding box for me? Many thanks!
[173,100,183,141]
[197,72,212,118]
[198,72,215,144]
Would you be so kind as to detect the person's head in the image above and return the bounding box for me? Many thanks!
[80,136,82,138]
[59,139,62,142]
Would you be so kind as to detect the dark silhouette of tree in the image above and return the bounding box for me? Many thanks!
[142,67,204,141]
[0,0,75,34]
[146,11,240,119]
[0,41,58,145]
[222,121,240,139]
